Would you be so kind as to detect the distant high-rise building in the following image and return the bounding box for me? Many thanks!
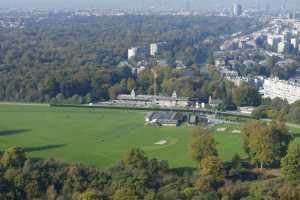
[265,1,270,13]
[233,3,243,16]
[150,43,159,56]
[267,34,282,48]
[293,9,296,19]
[128,47,149,60]
[185,0,191,12]
[150,42,168,57]
[278,41,289,53]
[128,47,138,60]
[291,38,300,50]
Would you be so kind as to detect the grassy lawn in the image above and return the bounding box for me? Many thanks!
[0,105,298,169]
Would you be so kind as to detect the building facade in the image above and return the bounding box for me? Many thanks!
[128,47,149,60]
[291,37,300,50]
[233,3,243,16]
[117,90,191,108]
[150,43,159,56]
[278,41,289,53]
[260,77,300,103]
[128,47,138,59]
[267,34,282,48]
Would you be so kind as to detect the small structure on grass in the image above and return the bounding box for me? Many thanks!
[188,114,209,126]
[145,111,186,127]
[239,106,255,114]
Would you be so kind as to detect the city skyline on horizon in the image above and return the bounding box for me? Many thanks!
[1,0,300,10]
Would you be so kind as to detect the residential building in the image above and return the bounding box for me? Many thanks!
[150,42,168,56]
[233,3,243,16]
[278,41,289,53]
[150,43,159,56]
[267,34,282,48]
[283,31,292,42]
[291,37,300,49]
[128,46,149,60]
[128,47,138,59]
[260,77,300,103]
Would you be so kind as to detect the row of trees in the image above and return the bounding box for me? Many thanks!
[252,97,300,124]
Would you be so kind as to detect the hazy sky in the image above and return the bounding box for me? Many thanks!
[0,0,299,10]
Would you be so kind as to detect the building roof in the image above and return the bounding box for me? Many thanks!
[117,90,189,102]
[189,115,197,124]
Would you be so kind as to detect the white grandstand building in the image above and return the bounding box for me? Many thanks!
[260,77,300,104]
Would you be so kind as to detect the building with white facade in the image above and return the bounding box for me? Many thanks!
[278,41,289,53]
[128,47,138,59]
[291,37,300,50]
[260,77,300,103]
[150,42,168,57]
[283,30,292,41]
[128,46,149,60]
[233,3,243,16]
[267,34,282,48]
[150,43,159,56]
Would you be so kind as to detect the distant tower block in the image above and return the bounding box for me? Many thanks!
[233,3,243,16]
[150,43,159,56]
[128,47,137,59]
[185,0,191,12]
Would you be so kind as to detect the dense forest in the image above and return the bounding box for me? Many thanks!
[1,120,300,200]
[0,15,261,103]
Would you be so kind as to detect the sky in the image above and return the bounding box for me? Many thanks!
[0,0,299,10]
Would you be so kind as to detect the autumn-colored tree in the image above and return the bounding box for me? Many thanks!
[278,184,300,200]
[126,78,136,91]
[112,187,138,200]
[108,84,122,100]
[189,127,218,164]
[242,120,292,169]
[1,147,26,168]
[200,156,225,180]
[79,190,102,200]
[144,191,157,200]
[281,143,300,180]
[123,148,148,169]
[195,176,214,193]
[249,123,275,168]
[241,120,263,155]
[46,185,57,200]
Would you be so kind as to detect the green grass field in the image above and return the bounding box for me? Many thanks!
[0,105,299,169]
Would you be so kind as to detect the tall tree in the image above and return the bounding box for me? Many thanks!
[281,143,300,180]
[113,187,138,200]
[200,156,225,180]
[123,148,148,169]
[189,127,218,164]
[233,84,261,107]
[242,120,292,169]
[1,147,26,168]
